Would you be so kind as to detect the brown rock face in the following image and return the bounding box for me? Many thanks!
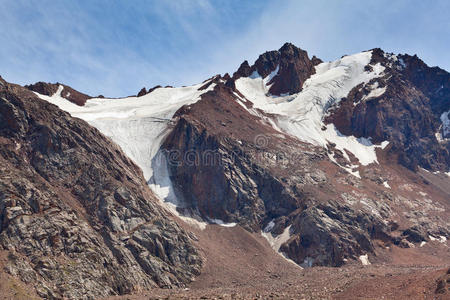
[162,84,327,230]
[311,55,323,66]
[0,78,202,299]
[137,87,148,97]
[160,78,448,269]
[160,84,390,266]
[24,81,59,97]
[233,60,253,78]
[326,48,450,171]
[233,43,316,95]
[266,42,316,95]
[25,81,91,106]
[399,54,450,116]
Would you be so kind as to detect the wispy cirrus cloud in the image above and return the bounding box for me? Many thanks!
[0,0,448,97]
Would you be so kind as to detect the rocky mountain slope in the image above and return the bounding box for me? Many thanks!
[1,42,449,299]
[0,77,202,299]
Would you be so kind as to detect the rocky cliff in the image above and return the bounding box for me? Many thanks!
[0,77,202,299]
[160,45,449,268]
[161,82,449,268]
[233,42,316,95]
[326,48,450,171]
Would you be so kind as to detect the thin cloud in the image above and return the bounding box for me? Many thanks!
[0,0,448,97]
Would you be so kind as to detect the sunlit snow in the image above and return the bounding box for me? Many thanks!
[35,81,215,229]
[359,254,371,265]
[441,110,450,138]
[236,50,389,169]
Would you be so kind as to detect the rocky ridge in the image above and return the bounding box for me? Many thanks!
[233,42,316,95]
[326,48,450,171]
[25,81,92,106]
[0,77,202,299]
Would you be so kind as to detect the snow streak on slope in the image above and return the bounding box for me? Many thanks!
[441,110,450,138]
[361,81,387,102]
[35,82,215,228]
[236,50,388,167]
[261,223,301,267]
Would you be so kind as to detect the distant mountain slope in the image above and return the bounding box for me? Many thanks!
[32,43,449,272]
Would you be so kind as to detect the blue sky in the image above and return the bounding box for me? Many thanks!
[1,0,449,97]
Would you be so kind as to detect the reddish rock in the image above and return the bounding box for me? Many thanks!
[326,48,450,171]
[311,55,323,66]
[148,85,162,93]
[137,87,148,97]
[233,43,316,95]
[233,60,253,78]
[137,87,147,97]
[25,81,91,106]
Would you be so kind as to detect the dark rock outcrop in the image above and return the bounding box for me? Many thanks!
[149,85,162,93]
[25,81,92,106]
[0,78,202,299]
[281,200,391,267]
[233,43,316,95]
[326,48,450,171]
[234,60,253,78]
[137,87,148,97]
[162,85,327,230]
[399,54,450,117]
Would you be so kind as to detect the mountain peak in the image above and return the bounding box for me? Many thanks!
[278,42,305,55]
[234,42,316,95]
[25,81,92,106]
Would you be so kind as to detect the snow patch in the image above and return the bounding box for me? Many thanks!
[36,81,216,229]
[359,254,371,265]
[323,125,386,166]
[327,152,360,178]
[429,235,448,243]
[209,218,237,227]
[236,50,388,166]
[440,110,450,138]
[361,82,386,101]
[300,257,314,268]
[262,225,292,252]
[34,85,80,112]
[261,225,301,268]
[265,65,279,86]
[398,58,406,70]
[383,181,391,189]
[264,220,275,232]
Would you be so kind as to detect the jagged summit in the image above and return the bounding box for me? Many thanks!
[233,42,316,95]
[25,81,92,106]
[21,43,450,172]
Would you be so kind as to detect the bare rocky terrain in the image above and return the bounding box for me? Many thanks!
[0,78,202,299]
[0,43,449,299]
